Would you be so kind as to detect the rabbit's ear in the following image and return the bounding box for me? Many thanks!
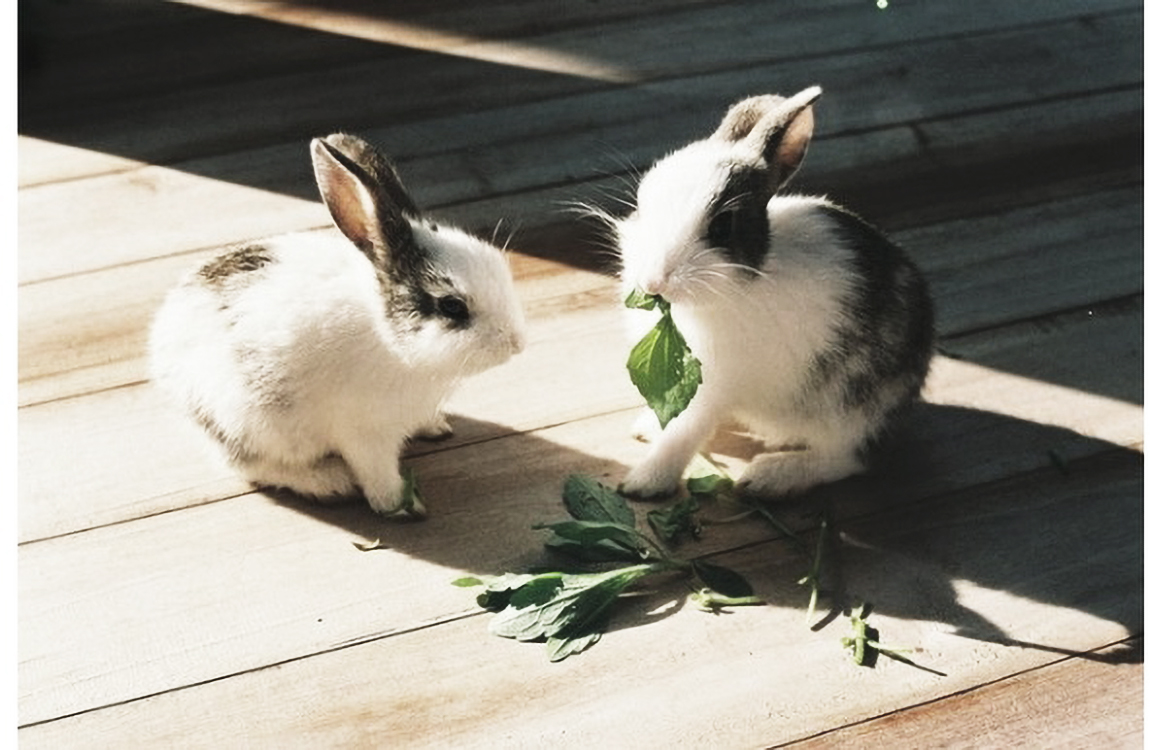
[310,134,418,259]
[713,86,822,190]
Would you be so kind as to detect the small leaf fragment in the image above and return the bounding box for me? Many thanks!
[842,604,877,666]
[692,560,755,599]
[352,538,390,552]
[647,496,702,545]
[624,288,662,311]
[690,589,766,610]
[451,576,485,588]
[470,572,550,611]
[547,630,603,662]
[380,467,428,521]
[685,472,734,498]
[562,474,636,527]
[684,454,734,496]
[535,519,654,562]
[798,516,829,624]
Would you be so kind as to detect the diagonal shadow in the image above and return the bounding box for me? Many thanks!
[269,403,1143,666]
[19,0,1143,407]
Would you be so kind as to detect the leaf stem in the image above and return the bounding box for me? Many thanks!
[797,516,828,624]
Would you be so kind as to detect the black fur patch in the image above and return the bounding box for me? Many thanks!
[706,166,772,272]
[377,253,472,336]
[806,205,935,423]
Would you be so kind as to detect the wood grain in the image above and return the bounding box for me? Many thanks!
[787,640,1143,749]
[18,1,1143,746]
[20,453,1142,747]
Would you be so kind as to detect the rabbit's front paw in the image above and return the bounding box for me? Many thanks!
[367,489,427,521]
[619,460,681,500]
[363,473,427,521]
[413,414,454,442]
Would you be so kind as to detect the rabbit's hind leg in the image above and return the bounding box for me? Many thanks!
[237,452,360,502]
[736,434,865,499]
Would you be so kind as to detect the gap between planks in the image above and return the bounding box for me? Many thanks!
[778,637,1143,748]
[18,449,1141,746]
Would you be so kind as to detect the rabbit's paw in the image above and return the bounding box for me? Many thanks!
[619,460,681,500]
[737,448,862,499]
[363,472,427,521]
[413,414,454,442]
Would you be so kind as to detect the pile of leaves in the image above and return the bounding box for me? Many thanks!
[450,290,939,671]
[454,472,761,661]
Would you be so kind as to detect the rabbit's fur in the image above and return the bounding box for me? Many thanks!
[150,134,527,517]
[610,87,934,498]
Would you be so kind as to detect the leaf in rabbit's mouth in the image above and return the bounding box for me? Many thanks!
[625,290,703,428]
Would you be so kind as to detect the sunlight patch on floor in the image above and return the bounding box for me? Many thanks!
[169,0,641,84]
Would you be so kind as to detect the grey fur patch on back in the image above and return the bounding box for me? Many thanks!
[196,244,275,287]
[804,204,935,435]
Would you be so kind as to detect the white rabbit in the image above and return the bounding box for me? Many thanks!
[608,87,934,499]
[149,133,527,518]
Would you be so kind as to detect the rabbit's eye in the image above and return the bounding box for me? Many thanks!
[437,295,470,323]
[707,209,737,249]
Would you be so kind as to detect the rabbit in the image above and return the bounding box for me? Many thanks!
[605,86,934,499]
[149,133,527,518]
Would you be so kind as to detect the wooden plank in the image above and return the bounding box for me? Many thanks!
[19,451,1142,745]
[21,0,720,115]
[19,4,1141,188]
[17,3,1143,747]
[788,640,1142,748]
[16,299,635,542]
[18,32,1142,288]
[910,187,1144,336]
[18,182,1142,407]
[18,197,1144,542]
[17,297,1144,718]
[18,229,1144,540]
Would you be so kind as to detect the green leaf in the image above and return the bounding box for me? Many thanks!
[535,519,653,562]
[799,516,830,624]
[624,288,663,311]
[843,604,876,666]
[685,473,734,497]
[470,572,554,611]
[646,496,702,545]
[451,576,485,588]
[690,589,766,610]
[691,560,755,599]
[543,536,644,563]
[380,467,427,521]
[626,305,703,429]
[546,630,603,662]
[561,474,636,527]
[487,565,655,643]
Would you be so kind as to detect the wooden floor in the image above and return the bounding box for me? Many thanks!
[18,1,1143,747]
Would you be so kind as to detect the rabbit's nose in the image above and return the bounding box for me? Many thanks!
[639,276,666,298]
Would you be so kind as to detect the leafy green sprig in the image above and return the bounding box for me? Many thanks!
[624,289,703,428]
[455,474,760,661]
[841,604,945,675]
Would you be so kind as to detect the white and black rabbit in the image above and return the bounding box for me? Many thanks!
[150,133,527,517]
[609,87,934,499]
